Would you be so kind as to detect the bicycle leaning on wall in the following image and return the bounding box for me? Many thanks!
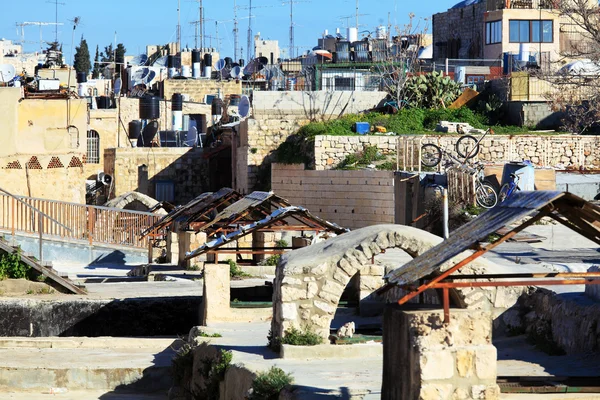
[420,127,495,169]
[498,172,522,203]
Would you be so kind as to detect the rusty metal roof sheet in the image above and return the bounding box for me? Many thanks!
[140,188,240,237]
[385,190,567,286]
[185,205,348,259]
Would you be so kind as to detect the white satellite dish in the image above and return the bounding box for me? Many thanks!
[238,95,250,119]
[215,58,226,71]
[153,56,168,68]
[231,66,243,79]
[185,125,198,147]
[0,64,16,83]
[114,78,122,96]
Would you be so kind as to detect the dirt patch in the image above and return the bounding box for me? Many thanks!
[0,279,56,296]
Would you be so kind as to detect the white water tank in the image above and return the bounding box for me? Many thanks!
[519,43,530,62]
[376,25,387,39]
[347,27,358,42]
[454,66,466,84]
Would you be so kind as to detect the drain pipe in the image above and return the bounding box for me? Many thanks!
[443,188,449,240]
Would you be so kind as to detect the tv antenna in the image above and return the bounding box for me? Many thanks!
[190,0,205,50]
[281,0,309,59]
[16,22,63,51]
[243,1,274,65]
[46,0,65,42]
[177,0,181,52]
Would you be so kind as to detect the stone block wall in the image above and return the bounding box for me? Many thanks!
[432,2,486,62]
[313,134,600,170]
[271,163,395,229]
[585,266,600,302]
[506,101,566,129]
[382,306,499,400]
[163,79,241,103]
[104,147,209,204]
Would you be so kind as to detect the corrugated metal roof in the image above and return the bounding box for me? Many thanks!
[185,206,347,259]
[140,188,239,237]
[198,191,275,232]
[385,191,566,286]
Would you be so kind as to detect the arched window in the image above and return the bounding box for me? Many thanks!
[86,130,100,164]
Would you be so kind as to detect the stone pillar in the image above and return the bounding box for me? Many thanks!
[178,231,206,269]
[585,266,600,301]
[382,305,499,400]
[202,264,231,325]
[167,232,179,264]
[358,264,386,317]
[252,231,282,263]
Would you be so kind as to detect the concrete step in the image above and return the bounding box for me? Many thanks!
[4,390,168,399]
[0,337,183,349]
[0,340,177,392]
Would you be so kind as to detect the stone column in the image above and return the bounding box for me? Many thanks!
[167,232,179,264]
[202,264,231,325]
[178,231,206,269]
[382,305,499,400]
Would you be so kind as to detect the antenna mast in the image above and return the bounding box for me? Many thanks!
[247,0,253,61]
[46,0,65,43]
[355,0,359,31]
[234,0,239,60]
[177,0,181,52]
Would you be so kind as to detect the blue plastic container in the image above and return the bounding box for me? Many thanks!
[353,122,370,135]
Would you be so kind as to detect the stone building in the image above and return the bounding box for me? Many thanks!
[254,34,280,65]
[432,0,595,68]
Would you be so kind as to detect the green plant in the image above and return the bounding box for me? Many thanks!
[186,263,201,271]
[25,289,33,295]
[250,147,258,154]
[36,274,47,282]
[171,343,194,385]
[0,250,31,281]
[280,326,324,346]
[213,349,232,378]
[376,161,396,170]
[261,254,281,266]
[337,145,386,170]
[275,239,288,249]
[229,260,251,279]
[405,71,462,109]
[250,366,294,400]
[195,330,222,338]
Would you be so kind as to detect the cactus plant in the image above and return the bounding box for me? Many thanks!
[404,71,462,109]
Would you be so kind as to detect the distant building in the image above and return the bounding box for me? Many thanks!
[254,34,280,65]
[0,39,21,56]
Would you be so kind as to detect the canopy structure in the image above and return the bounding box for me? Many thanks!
[384,191,600,323]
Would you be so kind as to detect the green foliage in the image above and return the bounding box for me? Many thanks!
[250,366,294,400]
[196,330,223,338]
[229,260,251,278]
[386,108,425,133]
[92,45,101,79]
[115,43,126,66]
[422,107,486,130]
[73,36,91,74]
[405,71,463,109]
[275,239,288,249]
[337,145,386,170]
[280,326,324,346]
[261,254,281,266]
[376,161,396,170]
[0,250,31,281]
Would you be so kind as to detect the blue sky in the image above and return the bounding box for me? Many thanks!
[1,0,459,62]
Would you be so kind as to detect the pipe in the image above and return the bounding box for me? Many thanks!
[443,188,449,239]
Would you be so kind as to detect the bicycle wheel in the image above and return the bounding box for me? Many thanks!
[420,143,442,167]
[498,183,511,203]
[475,182,498,209]
[456,135,479,159]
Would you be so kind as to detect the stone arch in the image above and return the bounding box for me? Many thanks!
[272,224,522,340]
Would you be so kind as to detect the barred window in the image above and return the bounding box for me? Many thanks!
[86,130,100,164]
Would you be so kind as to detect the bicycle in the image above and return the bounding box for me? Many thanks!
[420,127,495,168]
[498,172,522,203]
[471,162,498,208]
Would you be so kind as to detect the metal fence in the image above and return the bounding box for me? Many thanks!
[0,194,162,249]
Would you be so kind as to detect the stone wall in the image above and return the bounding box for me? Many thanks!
[0,165,87,203]
[163,79,241,103]
[517,288,600,354]
[432,2,486,62]
[313,134,600,170]
[104,147,209,204]
[382,306,499,400]
[271,163,395,229]
[585,266,600,301]
[506,101,566,129]
[252,91,388,120]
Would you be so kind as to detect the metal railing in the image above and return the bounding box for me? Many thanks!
[0,194,162,249]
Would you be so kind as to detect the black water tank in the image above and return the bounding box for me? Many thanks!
[139,96,160,119]
[203,53,212,67]
[128,120,142,140]
[239,59,245,67]
[172,93,183,111]
[97,96,110,109]
[192,49,201,63]
[76,71,87,83]
[167,55,175,68]
[224,57,233,67]
[211,98,223,116]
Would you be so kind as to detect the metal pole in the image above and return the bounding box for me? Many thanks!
[445,58,449,75]
[443,188,449,239]
[38,215,43,263]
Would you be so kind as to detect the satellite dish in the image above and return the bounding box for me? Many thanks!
[153,56,168,67]
[238,95,250,119]
[215,58,226,71]
[231,66,243,79]
[0,64,16,83]
[144,70,156,84]
[257,56,269,66]
[114,78,122,96]
[185,125,198,147]
[129,54,149,66]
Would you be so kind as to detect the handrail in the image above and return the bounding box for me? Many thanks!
[0,193,162,250]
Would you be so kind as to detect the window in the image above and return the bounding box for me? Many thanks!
[486,20,502,45]
[86,130,100,164]
[155,181,175,202]
[509,20,553,43]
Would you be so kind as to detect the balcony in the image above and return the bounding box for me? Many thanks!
[486,0,558,11]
